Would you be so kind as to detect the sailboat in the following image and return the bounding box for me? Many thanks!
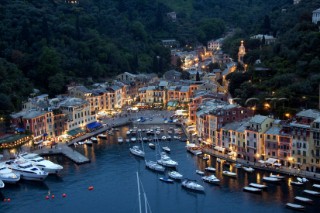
[145,131,165,172]
[130,114,145,158]
[136,172,152,213]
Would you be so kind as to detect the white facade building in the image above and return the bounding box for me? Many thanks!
[312,8,320,24]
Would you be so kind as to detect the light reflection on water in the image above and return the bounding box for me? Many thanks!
[0,124,319,213]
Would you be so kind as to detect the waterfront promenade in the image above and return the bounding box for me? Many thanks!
[201,147,320,182]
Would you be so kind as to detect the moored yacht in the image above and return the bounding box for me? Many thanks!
[117,137,124,143]
[181,179,204,192]
[129,146,145,158]
[242,166,255,172]
[202,175,220,184]
[98,133,107,139]
[19,153,63,174]
[90,137,98,142]
[0,162,20,184]
[249,183,268,189]
[168,171,183,180]
[222,171,237,178]
[157,153,178,168]
[205,167,216,172]
[162,146,171,153]
[145,160,165,172]
[6,159,48,181]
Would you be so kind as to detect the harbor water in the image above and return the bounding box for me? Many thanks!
[1,124,319,213]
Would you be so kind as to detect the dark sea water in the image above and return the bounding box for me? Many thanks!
[1,124,319,213]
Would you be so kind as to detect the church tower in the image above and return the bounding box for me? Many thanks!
[238,40,246,64]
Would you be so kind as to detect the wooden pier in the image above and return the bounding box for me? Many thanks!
[33,145,90,165]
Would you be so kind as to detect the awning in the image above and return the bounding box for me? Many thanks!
[16,128,25,133]
[67,127,86,136]
[266,158,278,164]
[86,121,102,130]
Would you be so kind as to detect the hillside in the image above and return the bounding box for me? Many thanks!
[225,0,320,117]
[0,0,290,113]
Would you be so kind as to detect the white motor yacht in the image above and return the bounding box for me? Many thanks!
[98,134,107,139]
[161,136,167,140]
[117,137,124,143]
[126,131,131,135]
[0,162,20,184]
[222,171,237,178]
[19,153,63,174]
[90,137,98,142]
[202,175,220,184]
[249,183,268,189]
[162,146,171,153]
[145,160,165,172]
[205,167,216,172]
[131,137,137,142]
[129,146,145,158]
[157,153,178,168]
[181,179,204,192]
[242,166,255,172]
[168,171,183,180]
[7,159,48,181]
[269,173,284,179]
[243,186,262,193]
[196,170,205,176]
[262,176,281,183]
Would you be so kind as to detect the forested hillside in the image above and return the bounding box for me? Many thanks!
[225,0,320,116]
[0,0,290,113]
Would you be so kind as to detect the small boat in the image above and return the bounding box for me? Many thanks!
[90,137,98,142]
[243,186,262,193]
[249,183,268,189]
[303,189,320,196]
[262,177,281,183]
[297,177,309,183]
[222,171,237,178]
[181,179,204,192]
[286,203,305,211]
[98,134,107,139]
[145,160,165,172]
[294,196,313,203]
[242,167,254,172]
[270,174,284,179]
[114,128,120,131]
[312,184,320,189]
[168,171,183,180]
[202,175,220,184]
[0,162,21,183]
[126,131,131,135]
[131,137,137,142]
[0,180,4,188]
[126,139,130,143]
[85,140,93,146]
[157,153,178,168]
[142,137,148,142]
[196,170,205,176]
[148,143,155,149]
[167,136,171,141]
[162,146,171,153]
[235,163,242,168]
[117,137,124,143]
[161,136,167,140]
[129,146,145,158]
[159,177,174,183]
[78,141,84,145]
[205,167,216,172]
[216,158,221,163]
[291,181,304,186]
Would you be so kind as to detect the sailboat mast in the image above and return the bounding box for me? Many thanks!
[144,192,148,213]
[136,172,142,213]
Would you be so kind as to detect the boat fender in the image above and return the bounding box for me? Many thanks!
[88,186,94,191]
[51,195,55,199]
[62,193,67,198]
[7,198,10,202]
[45,196,49,200]
[3,199,6,202]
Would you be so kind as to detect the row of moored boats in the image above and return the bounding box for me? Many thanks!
[0,152,63,188]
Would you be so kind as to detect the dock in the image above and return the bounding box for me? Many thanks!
[33,144,90,165]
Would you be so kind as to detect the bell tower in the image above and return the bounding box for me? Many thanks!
[238,40,246,64]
